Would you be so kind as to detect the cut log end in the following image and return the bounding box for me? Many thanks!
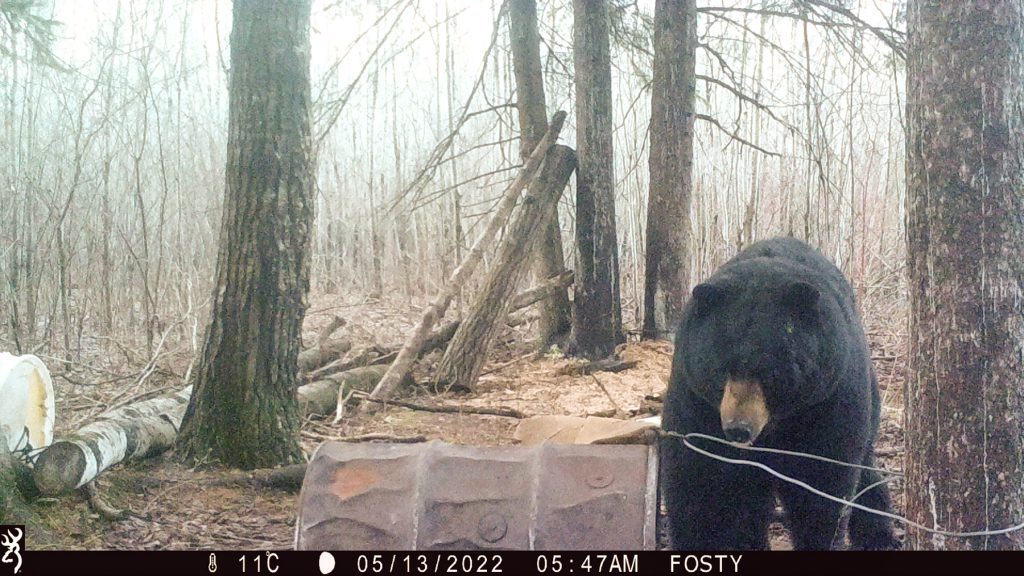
[297,338,353,373]
[33,440,89,496]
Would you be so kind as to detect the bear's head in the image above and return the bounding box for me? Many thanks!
[677,259,842,445]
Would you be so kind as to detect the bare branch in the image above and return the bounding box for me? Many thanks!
[699,3,905,60]
[314,0,415,147]
[697,74,793,131]
[388,0,511,212]
[696,113,781,157]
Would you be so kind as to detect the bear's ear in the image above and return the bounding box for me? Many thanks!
[692,283,727,316]
[782,281,819,309]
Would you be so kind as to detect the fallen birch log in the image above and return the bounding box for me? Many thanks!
[33,387,192,495]
[34,365,376,495]
[363,111,567,408]
[34,368,360,495]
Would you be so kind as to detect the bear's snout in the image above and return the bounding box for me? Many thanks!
[719,378,769,445]
[723,421,754,444]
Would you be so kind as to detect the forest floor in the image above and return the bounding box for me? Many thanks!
[27,291,907,551]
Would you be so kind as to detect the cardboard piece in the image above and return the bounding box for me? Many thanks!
[514,415,659,445]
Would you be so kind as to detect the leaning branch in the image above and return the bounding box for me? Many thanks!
[363,111,567,407]
[510,271,574,310]
[357,394,526,419]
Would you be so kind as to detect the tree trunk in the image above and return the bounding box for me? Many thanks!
[32,358,404,495]
[905,1,1024,550]
[642,0,695,340]
[510,0,572,350]
[176,0,313,469]
[572,0,622,360]
[436,145,577,392]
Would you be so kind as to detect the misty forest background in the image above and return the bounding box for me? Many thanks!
[0,0,905,369]
[18,0,1023,553]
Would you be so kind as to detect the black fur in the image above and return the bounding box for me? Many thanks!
[660,237,899,550]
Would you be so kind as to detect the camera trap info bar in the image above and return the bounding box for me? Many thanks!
[294,440,659,550]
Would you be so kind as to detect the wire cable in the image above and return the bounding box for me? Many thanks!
[665,430,1024,539]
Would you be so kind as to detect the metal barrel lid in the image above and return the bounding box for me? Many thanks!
[295,440,659,550]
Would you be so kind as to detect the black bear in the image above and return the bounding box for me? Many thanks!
[660,237,898,550]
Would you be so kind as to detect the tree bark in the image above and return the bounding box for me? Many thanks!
[572,0,622,359]
[905,0,1024,550]
[364,111,567,406]
[176,0,313,469]
[436,145,576,392]
[510,0,572,349]
[643,0,695,340]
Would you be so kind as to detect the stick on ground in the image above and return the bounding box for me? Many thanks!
[358,394,526,419]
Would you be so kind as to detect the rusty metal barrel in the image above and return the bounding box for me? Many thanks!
[295,440,659,550]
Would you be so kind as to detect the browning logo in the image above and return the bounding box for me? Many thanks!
[0,526,22,575]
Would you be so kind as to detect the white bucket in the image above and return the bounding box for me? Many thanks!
[0,353,56,454]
